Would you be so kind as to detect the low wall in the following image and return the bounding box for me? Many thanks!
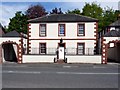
[23,55,102,64]
[23,55,56,63]
[66,55,102,64]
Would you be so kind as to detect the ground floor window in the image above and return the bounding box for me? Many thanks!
[39,43,46,54]
[77,43,85,55]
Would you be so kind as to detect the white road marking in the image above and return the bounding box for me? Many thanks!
[56,72,119,75]
[63,66,71,68]
[63,66,78,68]
[8,71,14,73]
[93,66,106,68]
[3,71,41,74]
[2,65,28,68]
[2,70,119,75]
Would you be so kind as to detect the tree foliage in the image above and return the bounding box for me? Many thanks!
[7,11,28,34]
[66,9,81,14]
[82,2,103,18]
[7,3,120,34]
[102,8,116,29]
[82,2,103,31]
[26,4,48,19]
[114,10,120,20]
[50,8,63,14]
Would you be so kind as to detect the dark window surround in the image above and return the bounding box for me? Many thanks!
[77,43,85,55]
[77,24,85,36]
[39,43,46,54]
[58,24,66,36]
[39,24,47,37]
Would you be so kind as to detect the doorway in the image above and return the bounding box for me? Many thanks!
[2,43,18,63]
[107,42,120,63]
[57,43,65,60]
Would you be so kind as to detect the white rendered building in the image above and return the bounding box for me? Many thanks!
[23,14,101,64]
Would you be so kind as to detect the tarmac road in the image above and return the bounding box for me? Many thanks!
[1,63,119,88]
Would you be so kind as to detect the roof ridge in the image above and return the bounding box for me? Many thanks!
[28,14,98,21]
[75,14,98,20]
[28,14,98,23]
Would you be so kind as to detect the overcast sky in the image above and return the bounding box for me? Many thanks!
[0,0,120,27]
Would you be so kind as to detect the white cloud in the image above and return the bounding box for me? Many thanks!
[0,1,119,27]
[1,0,120,2]
[60,2,118,12]
[0,3,28,27]
[60,2,85,12]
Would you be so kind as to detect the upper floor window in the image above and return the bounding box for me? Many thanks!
[77,43,85,55]
[58,24,65,36]
[78,24,85,36]
[39,24,46,36]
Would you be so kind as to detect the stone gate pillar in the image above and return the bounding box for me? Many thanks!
[18,38,23,64]
[0,45,2,64]
[101,37,107,64]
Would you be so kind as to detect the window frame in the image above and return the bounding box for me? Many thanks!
[58,24,66,36]
[39,43,46,54]
[77,43,85,55]
[39,24,46,37]
[77,24,85,36]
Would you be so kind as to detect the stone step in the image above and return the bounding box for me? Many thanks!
[56,59,65,63]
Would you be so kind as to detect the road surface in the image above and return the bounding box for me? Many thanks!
[2,63,119,89]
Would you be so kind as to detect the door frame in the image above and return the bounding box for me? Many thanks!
[57,43,66,60]
[1,42,19,63]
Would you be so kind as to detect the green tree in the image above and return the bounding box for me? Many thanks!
[50,8,63,14]
[114,10,120,20]
[66,9,81,14]
[82,2,103,31]
[82,2,103,18]
[7,11,28,33]
[102,8,116,28]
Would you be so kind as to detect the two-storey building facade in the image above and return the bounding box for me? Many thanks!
[23,14,101,63]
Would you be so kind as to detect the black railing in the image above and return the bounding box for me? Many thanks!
[23,48,100,55]
[65,48,94,55]
[23,48,57,55]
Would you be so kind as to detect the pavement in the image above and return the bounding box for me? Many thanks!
[1,63,120,88]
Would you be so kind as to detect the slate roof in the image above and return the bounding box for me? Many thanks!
[28,14,98,23]
[109,19,120,27]
[0,23,6,37]
[0,23,6,32]
[0,23,3,29]
[2,30,21,37]
[104,30,120,37]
